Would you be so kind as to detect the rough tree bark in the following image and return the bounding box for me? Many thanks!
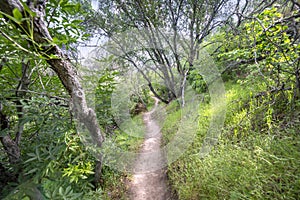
[0,103,20,164]
[0,0,104,182]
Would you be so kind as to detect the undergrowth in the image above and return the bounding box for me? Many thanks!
[100,114,145,199]
[162,81,300,200]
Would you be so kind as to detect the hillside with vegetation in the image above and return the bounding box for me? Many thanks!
[0,0,299,199]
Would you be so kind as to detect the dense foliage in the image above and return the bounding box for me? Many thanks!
[162,3,300,199]
[0,0,299,199]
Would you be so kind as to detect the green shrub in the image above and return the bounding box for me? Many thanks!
[164,81,300,199]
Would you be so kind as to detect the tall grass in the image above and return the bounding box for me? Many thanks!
[162,81,300,199]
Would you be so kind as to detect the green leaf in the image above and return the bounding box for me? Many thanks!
[52,37,60,44]
[58,187,64,195]
[12,8,22,21]
[0,11,20,24]
[21,2,37,17]
[24,157,37,163]
[24,168,38,175]
[27,153,36,157]
[0,129,9,137]
[65,186,72,194]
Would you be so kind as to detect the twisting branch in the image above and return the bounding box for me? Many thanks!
[0,0,104,180]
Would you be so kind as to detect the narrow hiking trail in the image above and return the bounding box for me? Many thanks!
[128,97,173,200]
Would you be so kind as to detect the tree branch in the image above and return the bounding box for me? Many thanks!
[0,0,104,169]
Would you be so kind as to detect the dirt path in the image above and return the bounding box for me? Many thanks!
[128,97,173,200]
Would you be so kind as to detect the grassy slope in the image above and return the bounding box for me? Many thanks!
[162,81,300,200]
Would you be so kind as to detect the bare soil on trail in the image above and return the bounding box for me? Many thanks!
[128,98,174,200]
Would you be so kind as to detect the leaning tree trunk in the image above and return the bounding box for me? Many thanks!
[0,103,20,164]
[0,0,104,182]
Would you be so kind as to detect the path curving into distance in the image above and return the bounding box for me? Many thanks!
[128,97,174,200]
